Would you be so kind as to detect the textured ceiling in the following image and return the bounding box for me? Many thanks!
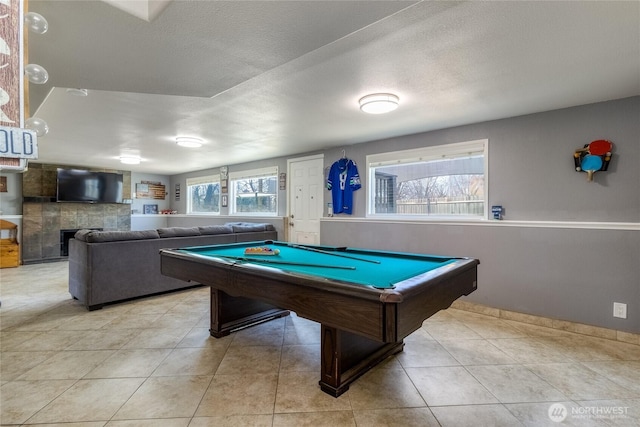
[26,0,640,174]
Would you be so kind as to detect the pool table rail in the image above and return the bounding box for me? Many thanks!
[160,248,477,343]
[159,243,479,397]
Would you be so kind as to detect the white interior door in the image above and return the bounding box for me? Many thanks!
[287,155,324,244]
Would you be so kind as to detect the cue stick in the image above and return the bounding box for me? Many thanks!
[218,255,356,270]
[288,243,381,264]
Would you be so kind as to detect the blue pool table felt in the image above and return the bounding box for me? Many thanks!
[180,241,457,289]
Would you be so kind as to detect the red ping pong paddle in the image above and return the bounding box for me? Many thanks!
[587,140,613,156]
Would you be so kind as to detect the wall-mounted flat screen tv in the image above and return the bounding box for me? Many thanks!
[56,168,123,203]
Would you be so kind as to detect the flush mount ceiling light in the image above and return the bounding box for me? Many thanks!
[176,137,203,148]
[66,88,88,96]
[120,155,140,165]
[358,93,399,114]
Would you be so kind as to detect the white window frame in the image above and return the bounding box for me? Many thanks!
[186,174,221,215]
[229,166,279,216]
[366,139,489,220]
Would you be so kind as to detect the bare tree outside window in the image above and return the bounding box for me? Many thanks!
[369,141,487,218]
[188,182,220,213]
[233,176,277,214]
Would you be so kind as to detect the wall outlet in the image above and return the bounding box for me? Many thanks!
[613,302,627,319]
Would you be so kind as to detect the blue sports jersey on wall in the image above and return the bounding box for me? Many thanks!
[326,158,361,214]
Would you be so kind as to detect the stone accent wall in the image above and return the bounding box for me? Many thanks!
[22,163,132,263]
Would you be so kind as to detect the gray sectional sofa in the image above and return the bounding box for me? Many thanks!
[68,222,277,310]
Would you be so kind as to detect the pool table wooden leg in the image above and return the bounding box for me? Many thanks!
[319,324,404,397]
[209,288,290,338]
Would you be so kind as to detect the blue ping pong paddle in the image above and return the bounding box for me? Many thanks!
[581,154,603,182]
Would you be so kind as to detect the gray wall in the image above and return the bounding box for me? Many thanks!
[165,97,638,333]
[321,221,639,334]
[322,96,639,222]
[319,96,640,333]
[169,157,291,238]
[170,157,290,217]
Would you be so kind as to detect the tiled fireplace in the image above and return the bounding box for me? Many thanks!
[22,201,131,263]
[21,163,132,264]
[60,228,102,256]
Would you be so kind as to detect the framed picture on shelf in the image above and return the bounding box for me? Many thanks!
[143,204,158,215]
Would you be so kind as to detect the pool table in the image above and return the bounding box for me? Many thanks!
[160,240,479,397]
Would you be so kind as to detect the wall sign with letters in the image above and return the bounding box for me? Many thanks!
[0,126,38,158]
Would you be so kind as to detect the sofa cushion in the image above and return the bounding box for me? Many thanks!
[226,222,275,233]
[76,229,160,243]
[157,227,201,238]
[199,225,233,235]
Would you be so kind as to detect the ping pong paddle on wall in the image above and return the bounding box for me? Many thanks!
[580,154,603,182]
[586,139,613,156]
[573,139,614,182]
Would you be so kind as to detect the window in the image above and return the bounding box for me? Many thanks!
[186,175,221,214]
[366,140,488,219]
[229,166,278,216]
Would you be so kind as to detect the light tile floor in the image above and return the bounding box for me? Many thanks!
[1,262,639,426]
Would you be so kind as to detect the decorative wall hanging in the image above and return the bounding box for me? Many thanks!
[136,181,166,199]
[574,139,613,182]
